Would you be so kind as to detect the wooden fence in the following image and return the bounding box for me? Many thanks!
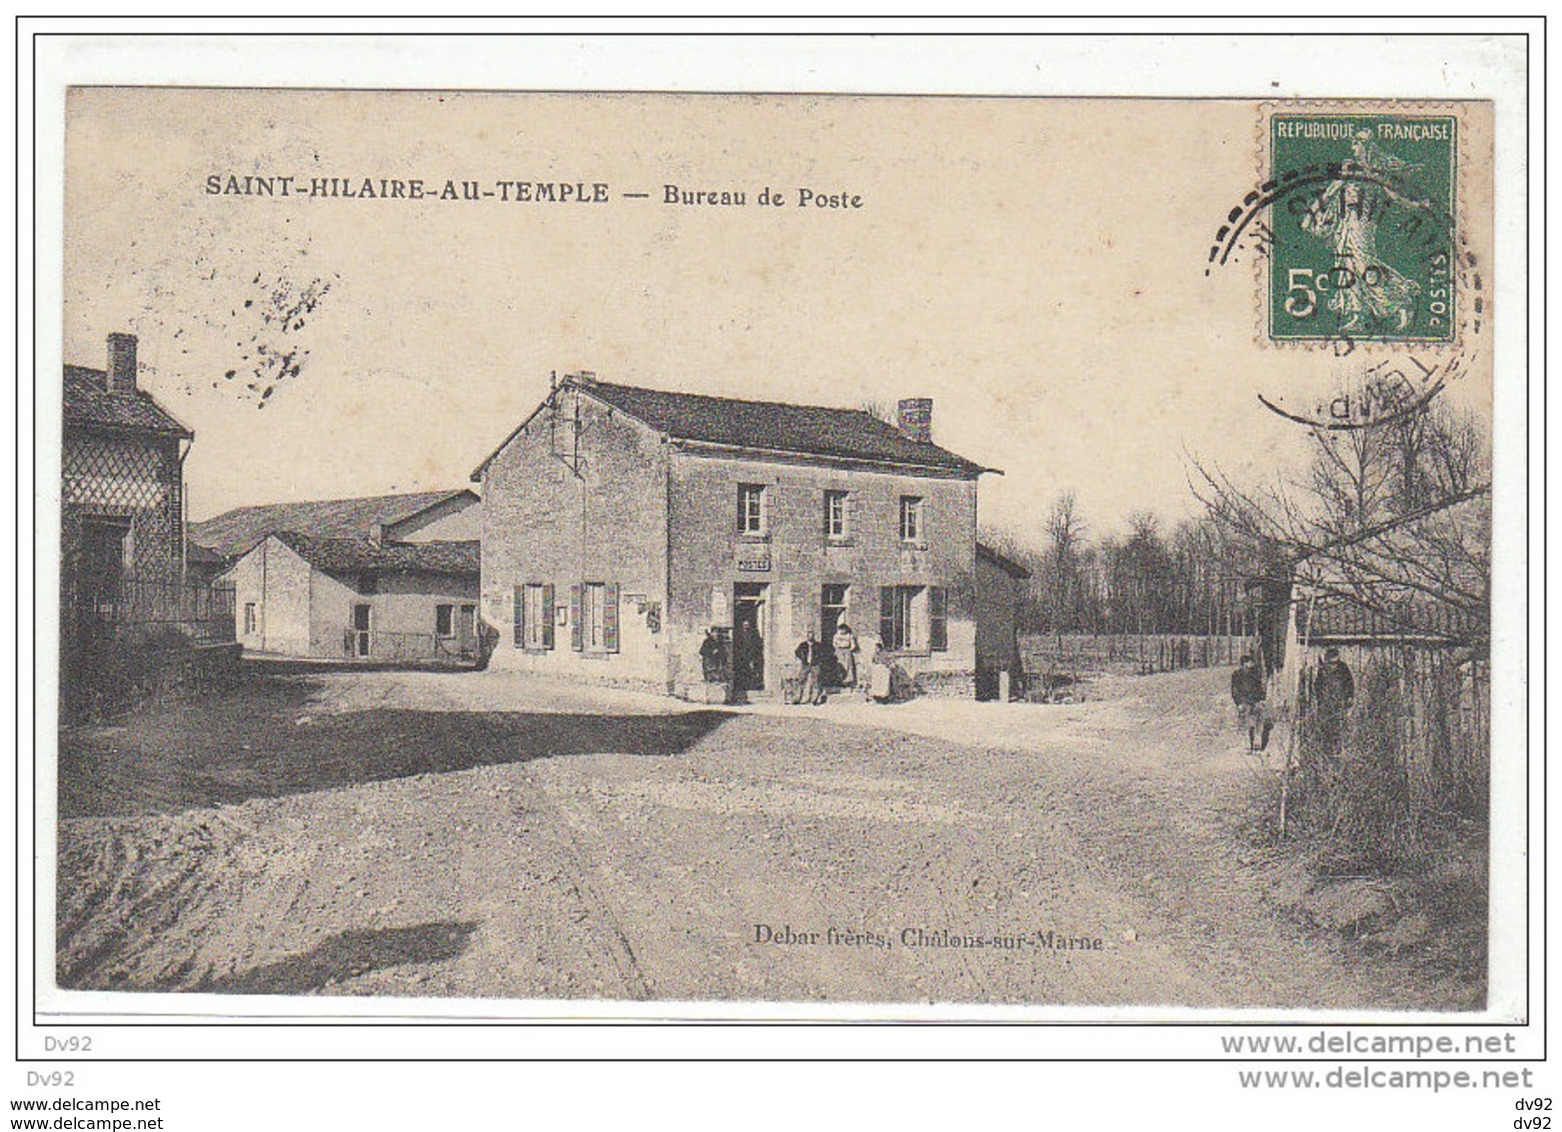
[1021,632,1254,681]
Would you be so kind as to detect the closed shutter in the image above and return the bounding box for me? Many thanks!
[603,582,620,652]
[513,585,523,648]
[930,586,948,652]
[880,587,895,650]
[541,584,555,650]
[570,584,583,650]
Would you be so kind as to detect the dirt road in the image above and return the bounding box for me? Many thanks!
[55,667,1484,1009]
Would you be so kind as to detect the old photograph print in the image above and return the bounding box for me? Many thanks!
[54,90,1497,1013]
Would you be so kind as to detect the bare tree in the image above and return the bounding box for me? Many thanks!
[1190,397,1491,647]
[1042,491,1087,639]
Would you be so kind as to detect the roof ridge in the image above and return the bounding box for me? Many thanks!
[197,488,471,525]
[578,375,886,419]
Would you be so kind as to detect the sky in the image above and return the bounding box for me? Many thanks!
[61,89,1492,545]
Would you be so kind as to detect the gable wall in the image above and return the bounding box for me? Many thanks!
[479,388,670,686]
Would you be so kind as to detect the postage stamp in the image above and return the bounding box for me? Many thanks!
[1266,113,1458,344]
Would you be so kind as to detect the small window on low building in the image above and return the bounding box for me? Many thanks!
[436,604,455,638]
[243,603,257,635]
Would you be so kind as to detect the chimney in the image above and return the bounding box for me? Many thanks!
[106,332,138,395]
[897,397,933,443]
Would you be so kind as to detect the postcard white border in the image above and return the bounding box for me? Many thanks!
[19,21,1538,1061]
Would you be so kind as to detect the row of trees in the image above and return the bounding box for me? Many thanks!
[985,394,1490,651]
[982,497,1266,640]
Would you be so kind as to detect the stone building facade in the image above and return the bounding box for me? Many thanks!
[474,374,1003,699]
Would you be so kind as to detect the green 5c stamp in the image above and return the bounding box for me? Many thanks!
[1269,114,1456,343]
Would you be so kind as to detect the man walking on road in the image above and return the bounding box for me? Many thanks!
[1231,653,1272,752]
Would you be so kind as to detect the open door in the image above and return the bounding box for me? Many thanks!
[352,603,372,658]
[732,583,767,692]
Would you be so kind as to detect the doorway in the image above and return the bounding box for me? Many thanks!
[821,583,849,686]
[80,516,131,613]
[732,583,768,692]
[352,603,372,658]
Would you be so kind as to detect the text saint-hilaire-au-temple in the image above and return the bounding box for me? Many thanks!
[204,175,612,202]
[203,175,863,208]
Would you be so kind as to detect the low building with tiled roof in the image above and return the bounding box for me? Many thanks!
[270,531,480,579]
[195,487,482,663]
[223,529,481,664]
[191,488,479,561]
[475,372,1019,699]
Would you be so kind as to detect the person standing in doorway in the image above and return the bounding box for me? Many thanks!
[832,621,859,690]
[796,633,825,706]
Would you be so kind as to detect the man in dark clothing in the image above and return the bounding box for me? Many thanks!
[698,628,727,684]
[795,634,825,705]
[1231,653,1272,752]
[1311,646,1355,758]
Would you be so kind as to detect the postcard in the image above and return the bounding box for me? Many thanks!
[45,81,1511,1027]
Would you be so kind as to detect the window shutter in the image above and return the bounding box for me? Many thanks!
[542,584,555,650]
[570,584,583,650]
[930,586,948,652]
[513,585,524,648]
[603,583,620,652]
[879,587,895,649]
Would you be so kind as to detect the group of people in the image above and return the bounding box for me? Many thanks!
[1230,647,1355,755]
[791,623,894,705]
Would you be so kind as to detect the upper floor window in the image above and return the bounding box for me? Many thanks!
[738,483,767,536]
[899,495,924,543]
[824,490,850,539]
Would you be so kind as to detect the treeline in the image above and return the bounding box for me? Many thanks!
[981,494,1265,639]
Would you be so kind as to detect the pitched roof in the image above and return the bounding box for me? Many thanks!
[473,376,994,479]
[63,366,193,439]
[190,489,476,560]
[272,532,479,579]
[185,542,227,566]
[977,541,1032,579]
[1296,597,1482,645]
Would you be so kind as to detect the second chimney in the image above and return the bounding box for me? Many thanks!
[897,397,933,443]
[106,332,138,395]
